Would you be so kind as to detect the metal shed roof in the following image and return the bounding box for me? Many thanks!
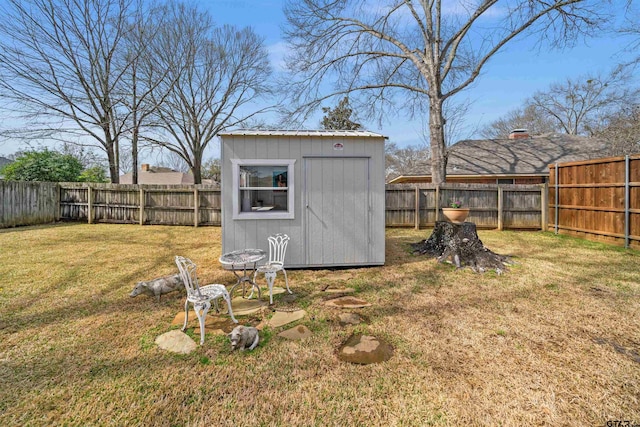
[219,129,386,138]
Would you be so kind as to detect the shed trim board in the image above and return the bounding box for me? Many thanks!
[230,158,296,220]
[219,129,385,138]
[221,131,385,268]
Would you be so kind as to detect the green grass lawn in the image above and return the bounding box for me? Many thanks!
[0,223,639,426]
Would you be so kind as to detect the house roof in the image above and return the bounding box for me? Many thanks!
[0,156,11,169]
[388,134,611,183]
[120,166,194,185]
[219,129,386,138]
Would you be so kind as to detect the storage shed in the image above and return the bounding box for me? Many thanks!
[220,130,386,268]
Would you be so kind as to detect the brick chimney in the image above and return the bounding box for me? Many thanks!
[141,164,150,172]
[508,129,529,140]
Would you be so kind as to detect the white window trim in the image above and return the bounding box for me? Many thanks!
[231,159,296,220]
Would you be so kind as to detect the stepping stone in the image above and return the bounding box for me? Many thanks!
[338,312,363,326]
[172,310,197,326]
[231,287,286,300]
[263,286,286,296]
[204,316,237,330]
[337,334,393,364]
[230,297,268,316]
[323,287,355,294]
[155,330,197,354]
[327,273,354,282]
[172,311,239,329]
[194,327,226,336]
[257,309,306,330]
[193,317,238,335]
[324,296,372,309]
[278,325,312,340]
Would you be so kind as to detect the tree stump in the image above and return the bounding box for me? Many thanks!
[410,221,512,274]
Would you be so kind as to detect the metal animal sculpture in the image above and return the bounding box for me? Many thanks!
[228,325,260,351]
[130,274,184,302]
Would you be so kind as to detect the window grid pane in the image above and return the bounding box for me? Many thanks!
[239,165,289,212]
[240,166,288,188]
[232,159,295,220]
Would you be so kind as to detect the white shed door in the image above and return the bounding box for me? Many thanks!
[304,157,370,265]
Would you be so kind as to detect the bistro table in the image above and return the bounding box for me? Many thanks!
[219,248,266,300]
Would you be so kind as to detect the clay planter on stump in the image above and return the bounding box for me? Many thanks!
[442,208,470,224]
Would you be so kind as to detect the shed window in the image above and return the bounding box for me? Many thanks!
[231,159,295,220]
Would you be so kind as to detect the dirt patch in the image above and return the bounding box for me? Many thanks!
[338,312,366,326]
[593,337,640,364]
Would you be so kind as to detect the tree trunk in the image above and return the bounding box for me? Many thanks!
[192,149,202,184]
[192,166,201,184]
[411,221,512,274]
[429,97,447,185]
[106,143,119,184]
[132,126,139,185]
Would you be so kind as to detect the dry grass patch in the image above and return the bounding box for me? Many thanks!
[0,224,639,426]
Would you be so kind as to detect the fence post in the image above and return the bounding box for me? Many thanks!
[0,181,4,226]
[414,186,419,230]
[554,163,559,234]
[540,183,549,231]
[56,183,61,221]
[625,155,630,248]
[434,184,440,224]
[87,185,93,224]
[139,188,144,226]
[497,186,503,231]
[194,188,199,227]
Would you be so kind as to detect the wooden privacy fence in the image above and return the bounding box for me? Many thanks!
[385,183,548,230]
[59,183,221,226]
[0,180,59,228]
[4,181,546,230]
[549,154,640,249]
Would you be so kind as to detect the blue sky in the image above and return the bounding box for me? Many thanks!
[206,0,638,148]
[0,0,637,161]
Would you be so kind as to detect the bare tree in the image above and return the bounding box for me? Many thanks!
[201,157,222,183]
[422,96,475,148]
[157,150,189,173]
[145,3,273,184]
[61,142,108,170]
[481,67,639,138]
[0,0,136,183]
[530,67,638,135]
[385,141,430,181]
[619,1,640,66]
[592,104,640,156]
[481,104,561,138]
[117,4,169,184]
[283,0,605,184]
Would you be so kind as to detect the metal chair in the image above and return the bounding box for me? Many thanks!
[253,234,291,304]
[175,256,237,345]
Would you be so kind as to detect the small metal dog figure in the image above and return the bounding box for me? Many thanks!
[129,274,184,302]
[228,325,260,351]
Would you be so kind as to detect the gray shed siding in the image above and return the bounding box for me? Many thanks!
[220,132,385,268]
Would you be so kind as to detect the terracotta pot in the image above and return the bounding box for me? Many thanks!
[442,208,470,224]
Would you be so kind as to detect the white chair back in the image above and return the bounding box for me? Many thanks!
[268,233,289,266]
[175,256,202,297]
